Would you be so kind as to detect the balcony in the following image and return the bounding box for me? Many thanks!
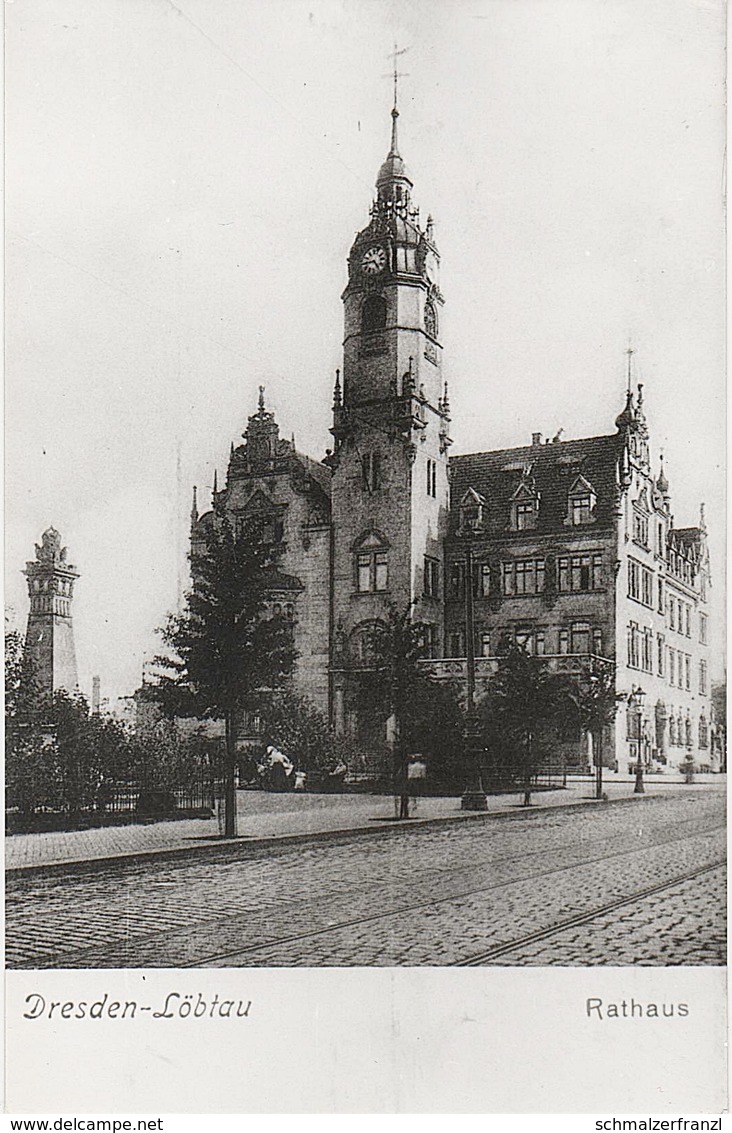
[418,653,613,683]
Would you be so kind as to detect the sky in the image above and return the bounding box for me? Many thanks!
[6,0,726,704]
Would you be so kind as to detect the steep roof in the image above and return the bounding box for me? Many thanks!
[295,451,332,499]
[448,433,623,537]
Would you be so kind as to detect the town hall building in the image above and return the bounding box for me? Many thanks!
[190,100,715,776]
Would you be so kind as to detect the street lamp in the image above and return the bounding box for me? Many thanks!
[631,685,646,795]
[460,528,488,811]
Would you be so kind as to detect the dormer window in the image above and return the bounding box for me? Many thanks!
[565,475,596,526]
[459,487,487,533]
[509,487,539,531]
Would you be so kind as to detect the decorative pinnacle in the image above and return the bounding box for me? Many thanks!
[333,368,342,408]
[191,485,198,522]
[213,469,218,497]
[258,385,266,412]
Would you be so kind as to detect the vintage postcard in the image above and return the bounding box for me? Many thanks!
[5,0,726,1115]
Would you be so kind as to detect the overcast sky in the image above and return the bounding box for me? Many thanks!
[6,0,725,704]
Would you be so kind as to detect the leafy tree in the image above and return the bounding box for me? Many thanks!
[152,518,297,836]
[354,605,454,817]
[257,691,348,777]
[562,659,623,799]
[478,641,567,806]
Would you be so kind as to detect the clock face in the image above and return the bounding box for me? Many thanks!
[361,245,387,275]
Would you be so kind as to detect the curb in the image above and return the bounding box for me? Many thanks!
[4,789,664,882]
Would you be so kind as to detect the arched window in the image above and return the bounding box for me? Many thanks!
[353,530,389,593]
[362,294,387,334]
[424,300,437,338]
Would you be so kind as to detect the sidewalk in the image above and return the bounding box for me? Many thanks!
[5,774,723,873]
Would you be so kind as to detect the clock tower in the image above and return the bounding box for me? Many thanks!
[329,100,451,740]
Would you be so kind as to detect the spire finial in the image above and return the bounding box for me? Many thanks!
[213,469,218,497]
[333,367,342,408]
[191,485,198,523]
[700,501,706,529]
[626,345,635,394]
[386,44,409,154]
[258,385,265,412]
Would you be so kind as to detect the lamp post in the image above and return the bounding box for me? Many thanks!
[460,532,488,811]
[632,686,646,795]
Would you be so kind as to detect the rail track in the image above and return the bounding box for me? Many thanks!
[174,834,725,969]
[7,801,725,970]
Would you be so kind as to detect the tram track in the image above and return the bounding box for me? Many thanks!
[8,802,725,970]
[171,831,725,969]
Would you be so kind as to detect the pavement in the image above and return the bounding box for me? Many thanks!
[5,772,723,874]
[6,786,725,969]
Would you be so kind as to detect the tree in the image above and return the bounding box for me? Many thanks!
[478,641,567,806]
[153,518,297,836]
[562,659,623,799]
[354,605,453,818]
[257,691,348,777]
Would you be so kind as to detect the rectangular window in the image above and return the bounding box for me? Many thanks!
[374,551,388,591]
[558,557,569,592]
[657,633,665,677]
[571,555,591,592]
[502,559,545,596]
[361,452,381,492]
[449,562,465,599]
[592,628,603,656]
[571,621,591,654]
[668,596,676,631]
[642,570,653,608]
[628,559,640,601]
[357,554,371,593]
[658,578,664,614]
[515,501,536,530]
[669,649,676,686]
[699,659,708,695]
[633,511,649,547]
[535,630,546,656]
[480,632,491,658]
[423,557,440,599]
[572,495,592,525]
[684,605,691,637]
[592,554,603,589]
[627,622,639,668]
[559,628,570,655]
[426,459,437,498]
[700,613,708,644]
[685,654,691,691]
[478,563,491,598]
[641,628,653,673]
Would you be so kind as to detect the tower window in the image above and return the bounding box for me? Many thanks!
[426,459,437,498]
[423,557,440,599]
[362,294,387,334]
[361,452,381,492]
[424,300,437,339]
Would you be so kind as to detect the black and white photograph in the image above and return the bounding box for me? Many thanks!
[5,0,727,1115]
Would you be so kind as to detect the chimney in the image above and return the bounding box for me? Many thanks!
[91,675,101,715]
[531,432,542,447]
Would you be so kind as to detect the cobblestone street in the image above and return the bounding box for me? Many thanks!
[6,789,725,969]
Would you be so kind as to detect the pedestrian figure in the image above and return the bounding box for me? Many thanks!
[407,755,427,812]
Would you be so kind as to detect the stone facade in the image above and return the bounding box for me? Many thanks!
[23,526,79,697]
[191,104,717,774]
